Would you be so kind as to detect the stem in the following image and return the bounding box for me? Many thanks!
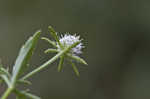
[21,41,80,80]
[22,50,65,80]
[1,87,13,99]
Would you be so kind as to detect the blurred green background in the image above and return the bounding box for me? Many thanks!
[1,0,150,99]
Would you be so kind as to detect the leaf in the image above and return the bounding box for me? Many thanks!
[11,30,41,84]
[0,65,11,86]
[15,89,41,99]
[22,92,41,99]
[17,79,32,85]
[48,26,63,48]
[44,48,58,54]
[70,62,80,77]
[0,67,11,78]
[0,74,11,87]
[41,37,57,48]
[57,56,64,72]
[67,54,88,65]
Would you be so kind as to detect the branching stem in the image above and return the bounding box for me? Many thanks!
[1,87,14,99]
[21,41,80,80]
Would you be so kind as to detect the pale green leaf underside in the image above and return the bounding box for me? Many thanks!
[11,31,41,84]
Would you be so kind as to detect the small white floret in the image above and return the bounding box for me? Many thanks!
[57,34,84,56]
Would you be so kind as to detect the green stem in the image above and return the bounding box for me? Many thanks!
[1,87,13,99]
[21,41,80,80]
[22,50,65,80]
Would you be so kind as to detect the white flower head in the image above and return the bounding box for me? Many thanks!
[42,26,87,76]
[57,33,84,56]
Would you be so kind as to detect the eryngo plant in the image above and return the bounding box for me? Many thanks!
[0,26,87,99]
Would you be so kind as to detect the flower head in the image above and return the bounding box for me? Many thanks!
[42,26,87,76]
[57,34,84,56]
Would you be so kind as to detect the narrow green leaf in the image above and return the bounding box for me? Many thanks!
[67,54,88,65]
[0,64,11,86]
[0,67,11,78]
[67,41,80,52]
[48,26,63,48]
[44,48,58,54]
[70,62,80,76]
[0,75,11,87]
[15,90,41,99]
[41,37,57,48]
[22,92,41,99]
[11,30,41,85]
[18,79,32,85]
[57,56,64,72]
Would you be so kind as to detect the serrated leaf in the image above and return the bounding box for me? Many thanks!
[11,31,41,85]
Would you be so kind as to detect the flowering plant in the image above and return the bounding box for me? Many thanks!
[0,26,87,99]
